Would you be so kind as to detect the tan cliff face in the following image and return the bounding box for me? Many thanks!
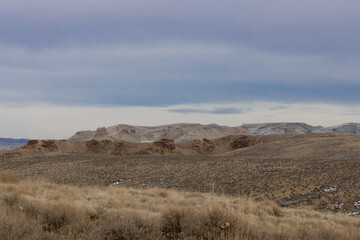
[68,123,251,143]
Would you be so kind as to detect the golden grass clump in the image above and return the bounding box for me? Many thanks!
[0,170,19,183]
[0,176,360,239]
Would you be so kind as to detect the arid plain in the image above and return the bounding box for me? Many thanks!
[1,123,360,239]
[3,133,360,212]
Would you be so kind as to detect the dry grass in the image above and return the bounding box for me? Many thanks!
[0,171,360,239]
[0,170,19,183]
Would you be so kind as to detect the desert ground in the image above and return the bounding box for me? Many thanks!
[2,133,360,212]
[1,133,360,239]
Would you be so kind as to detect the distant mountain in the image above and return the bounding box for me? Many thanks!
[69,123,250,143]
[241,122,331,136]
[328,123,360,134]
[69,122,360,143]
[0,138,29,150]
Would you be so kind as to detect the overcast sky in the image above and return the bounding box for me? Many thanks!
[1,0,360,138]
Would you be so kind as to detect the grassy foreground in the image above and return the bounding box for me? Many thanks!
[0,171,360,240]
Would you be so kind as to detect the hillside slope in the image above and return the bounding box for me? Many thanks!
[222,133,360,159]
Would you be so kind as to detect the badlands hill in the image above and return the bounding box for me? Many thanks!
[241,122,330,135]
[14,135,259,156]
[69,123,250,143]
[242,122,360,135]
[69,122,360,143]
[328,123,360,134]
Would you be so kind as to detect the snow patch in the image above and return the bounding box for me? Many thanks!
[109,179,131,186]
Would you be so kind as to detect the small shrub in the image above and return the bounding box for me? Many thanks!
[41,206,68,232]
[87,213,161,240]
[192,208,236,239]
[261,200,282,217]
[40,203,86,234]
[2,193,20,208]
[158,190,169,198]
[0,212,40,240]
[21,200,40,219]
[162,209,184,239]
[201,209,233,238]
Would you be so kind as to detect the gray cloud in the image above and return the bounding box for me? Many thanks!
[212,108,245,114]
[1,42,360,106]
[167,109,210,114]
[1,0,360,56]
[269,105,290,111]
[167,107,245,115]
[1,1,360,107]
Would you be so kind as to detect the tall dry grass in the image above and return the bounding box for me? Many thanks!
[0,170,19,183]
[0,171,360,239]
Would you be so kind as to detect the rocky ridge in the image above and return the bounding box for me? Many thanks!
[241,122,330,135]
[69,123,250,143]
[69,122,360,143]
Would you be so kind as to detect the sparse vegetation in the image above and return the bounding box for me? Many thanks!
[5,149,360,212]
[1,171,360,240]
[2,134,360,239]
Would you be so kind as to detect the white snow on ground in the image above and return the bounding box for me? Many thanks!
[109,179,131,186]
[344,201,360,216]
[354,201,360,209]
[323,186,337,192]
[335,202,344,209]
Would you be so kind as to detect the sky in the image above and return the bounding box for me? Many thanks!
[1,0,360,139]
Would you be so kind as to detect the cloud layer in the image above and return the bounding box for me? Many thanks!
[1,1,360,138]
[0,0,360,107]
[2,0,360,54]
[1,42,360,106]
